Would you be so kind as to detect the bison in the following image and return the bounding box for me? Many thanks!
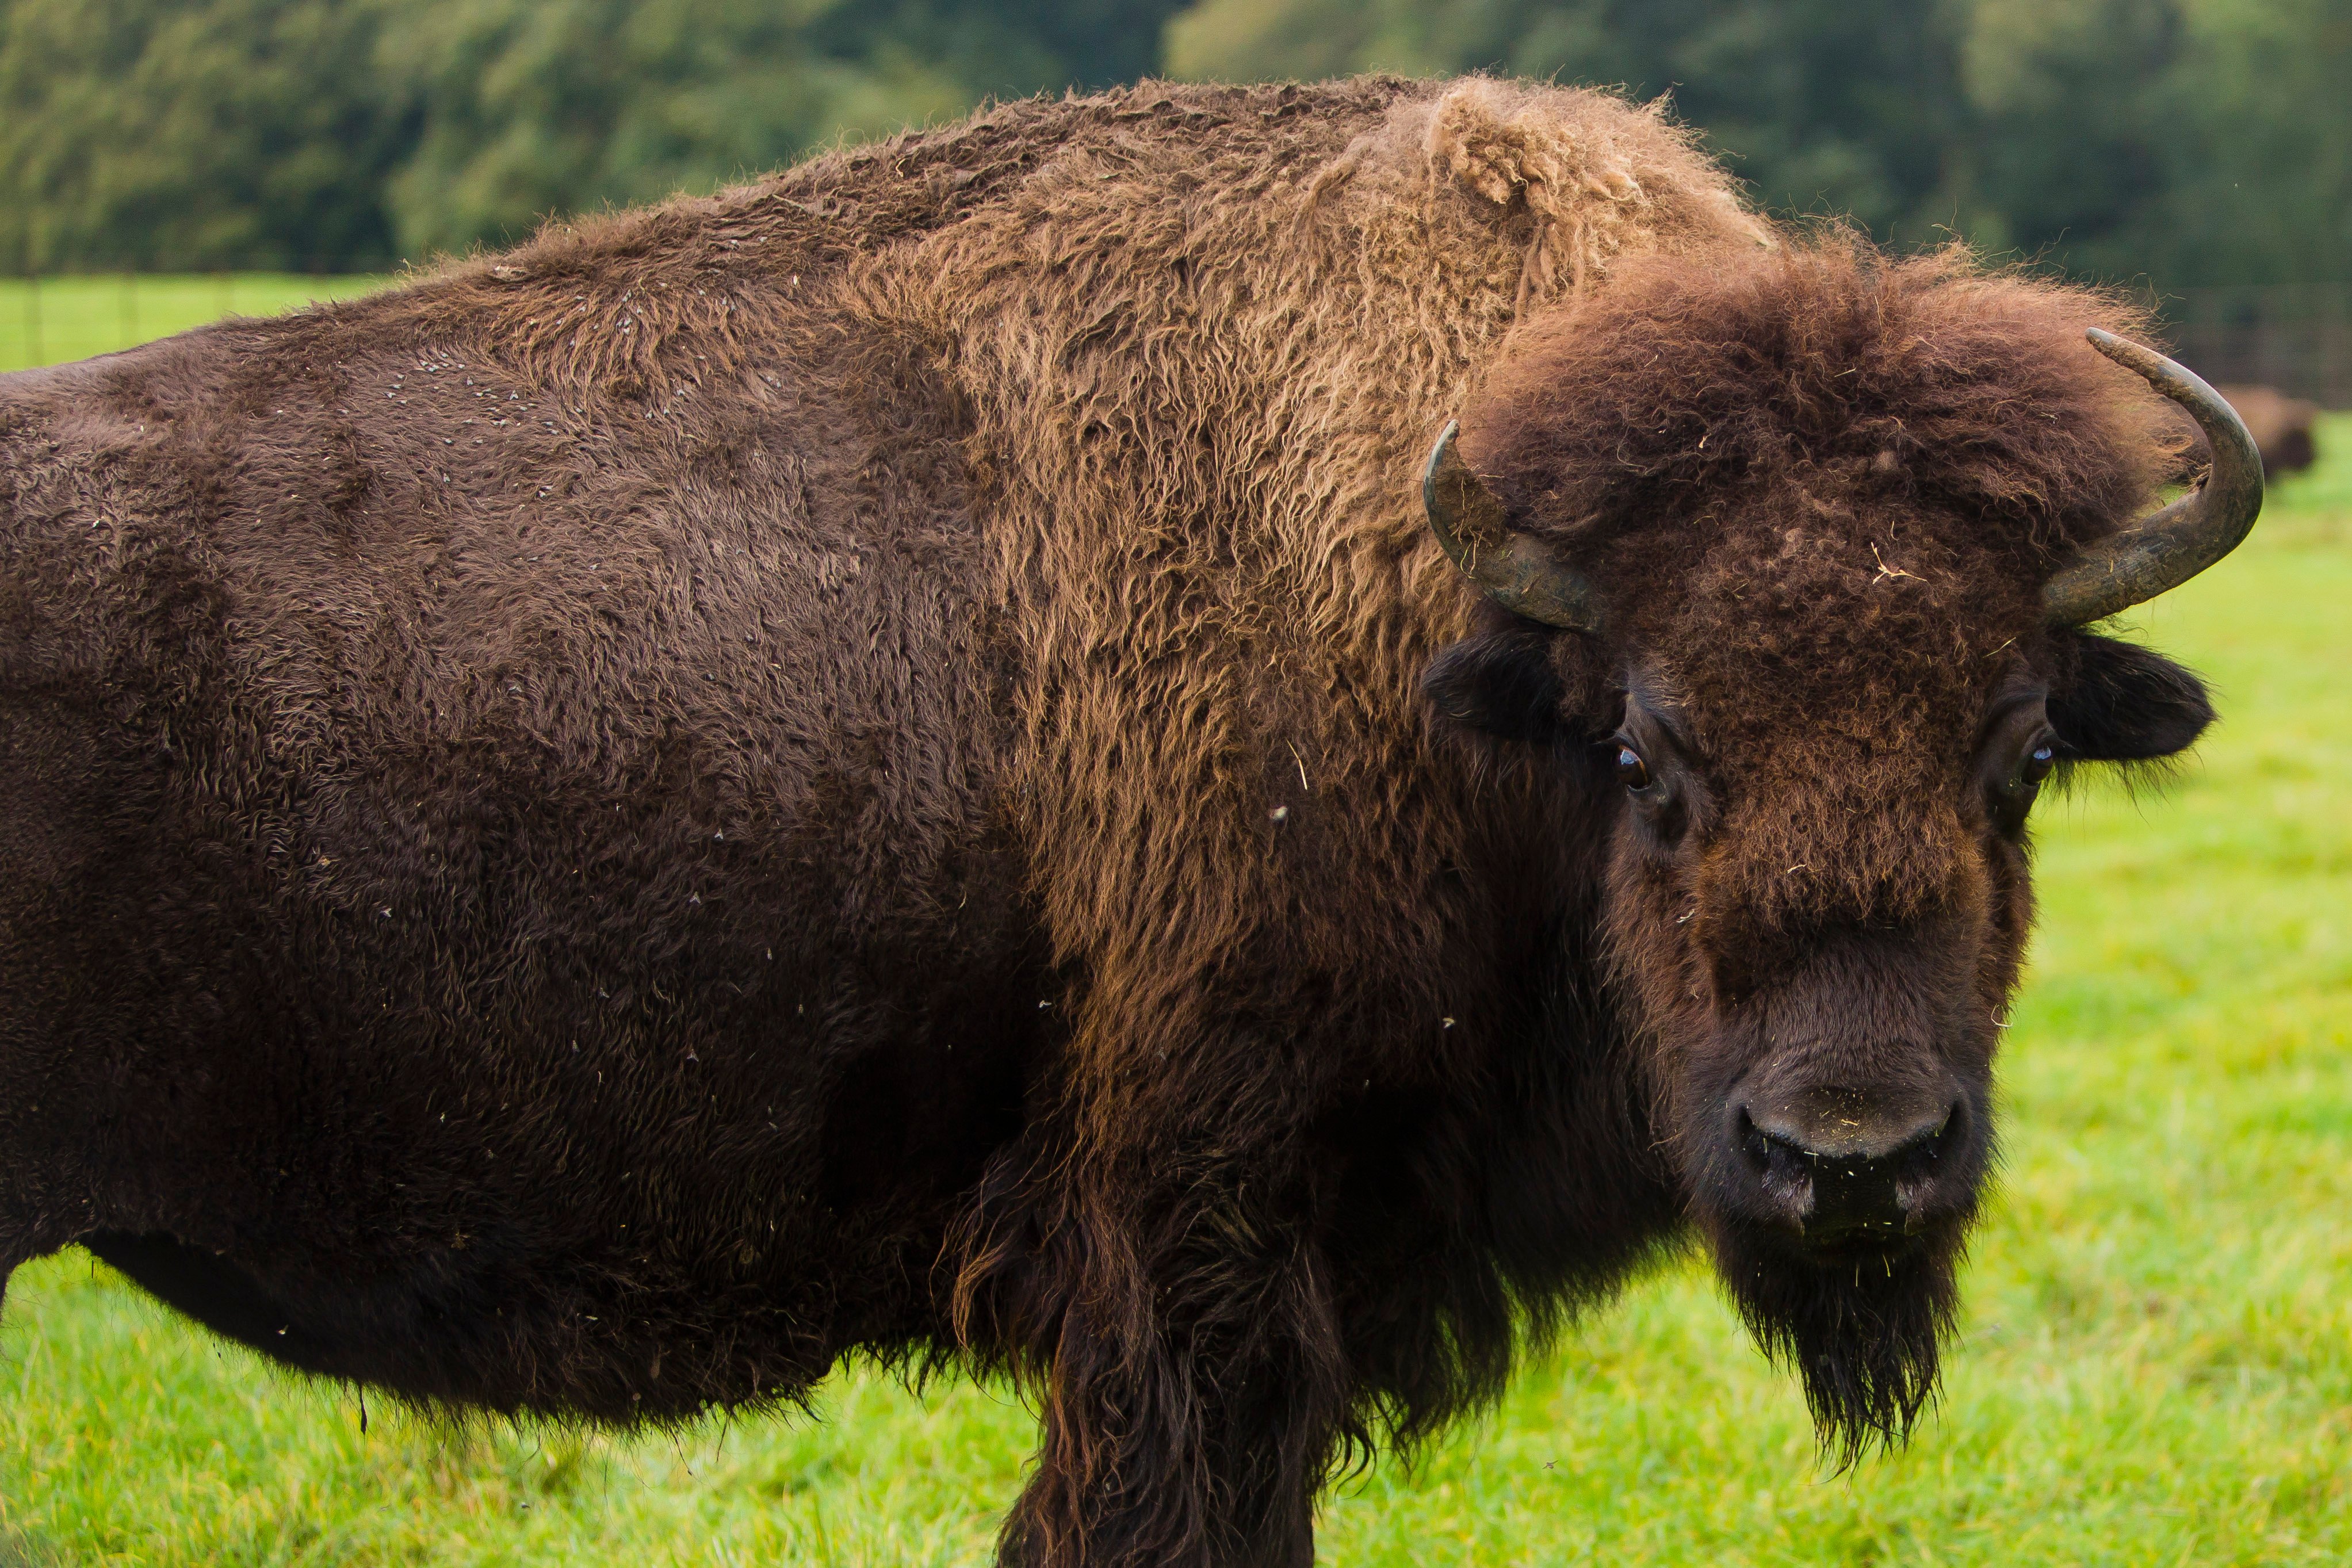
[2217,384,2320,478]
[0,78,2259,1567]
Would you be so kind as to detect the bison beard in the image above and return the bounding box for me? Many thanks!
[0,78,2244,1567]
[1717,1221,1964,1462]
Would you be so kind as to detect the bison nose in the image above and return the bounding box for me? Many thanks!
[1734,1086,1960,1243]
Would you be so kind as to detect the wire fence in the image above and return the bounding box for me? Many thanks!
[2161,286,2352,410]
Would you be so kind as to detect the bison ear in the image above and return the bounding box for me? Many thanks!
[1422,625,1580,745]
[2047,630,2215,762]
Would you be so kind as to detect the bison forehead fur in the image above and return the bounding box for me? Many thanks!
[0,78,2215,1568]
[1463,242,2180,913]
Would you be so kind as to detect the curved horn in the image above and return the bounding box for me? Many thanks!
[2043,329,2265,626]
[1422,420,1604,631]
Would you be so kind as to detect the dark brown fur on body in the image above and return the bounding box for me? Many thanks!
[0,79,2215,1567]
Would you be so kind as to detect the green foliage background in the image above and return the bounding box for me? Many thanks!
[0,0,1185,270]
[0,0,2344,286]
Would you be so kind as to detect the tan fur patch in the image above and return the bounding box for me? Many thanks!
[1426,78,1771,305]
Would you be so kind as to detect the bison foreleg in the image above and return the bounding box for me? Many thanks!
[984,1167,1344,1568]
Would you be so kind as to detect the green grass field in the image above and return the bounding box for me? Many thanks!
[0,277,387,374]
[1,289,2347,1565]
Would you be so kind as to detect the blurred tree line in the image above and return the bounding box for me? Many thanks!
[0,0,1181,270]
[1170,0,2352,289]
[0,0,2343,289]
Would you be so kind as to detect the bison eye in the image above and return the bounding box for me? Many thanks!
[2018,737,2057,790]
[1615,744,1653,793]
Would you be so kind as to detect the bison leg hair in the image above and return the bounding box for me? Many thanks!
[1001,1305,1327,1568]
[972,1157,1341,1568]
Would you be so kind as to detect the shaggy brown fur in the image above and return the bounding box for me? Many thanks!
[1442,239,2203,1451]
[0,78,2219,1567]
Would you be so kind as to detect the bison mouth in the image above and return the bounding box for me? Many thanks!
[1731,1092,1974,1250]
[1686,1081,1983,1459]
[1671,1053,1991,1455]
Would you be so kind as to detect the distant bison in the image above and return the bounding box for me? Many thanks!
[0,78,2258,1567]
[2219,384,2320,476]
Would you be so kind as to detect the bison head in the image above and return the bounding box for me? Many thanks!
[1421,244,2257,1455]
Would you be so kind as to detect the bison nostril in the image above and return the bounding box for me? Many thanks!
[1735,1106,1818,1219]
[1738,1107,1804,1176]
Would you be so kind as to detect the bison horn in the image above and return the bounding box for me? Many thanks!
[2043,329,2265,626]
[1422,420,1605,631]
